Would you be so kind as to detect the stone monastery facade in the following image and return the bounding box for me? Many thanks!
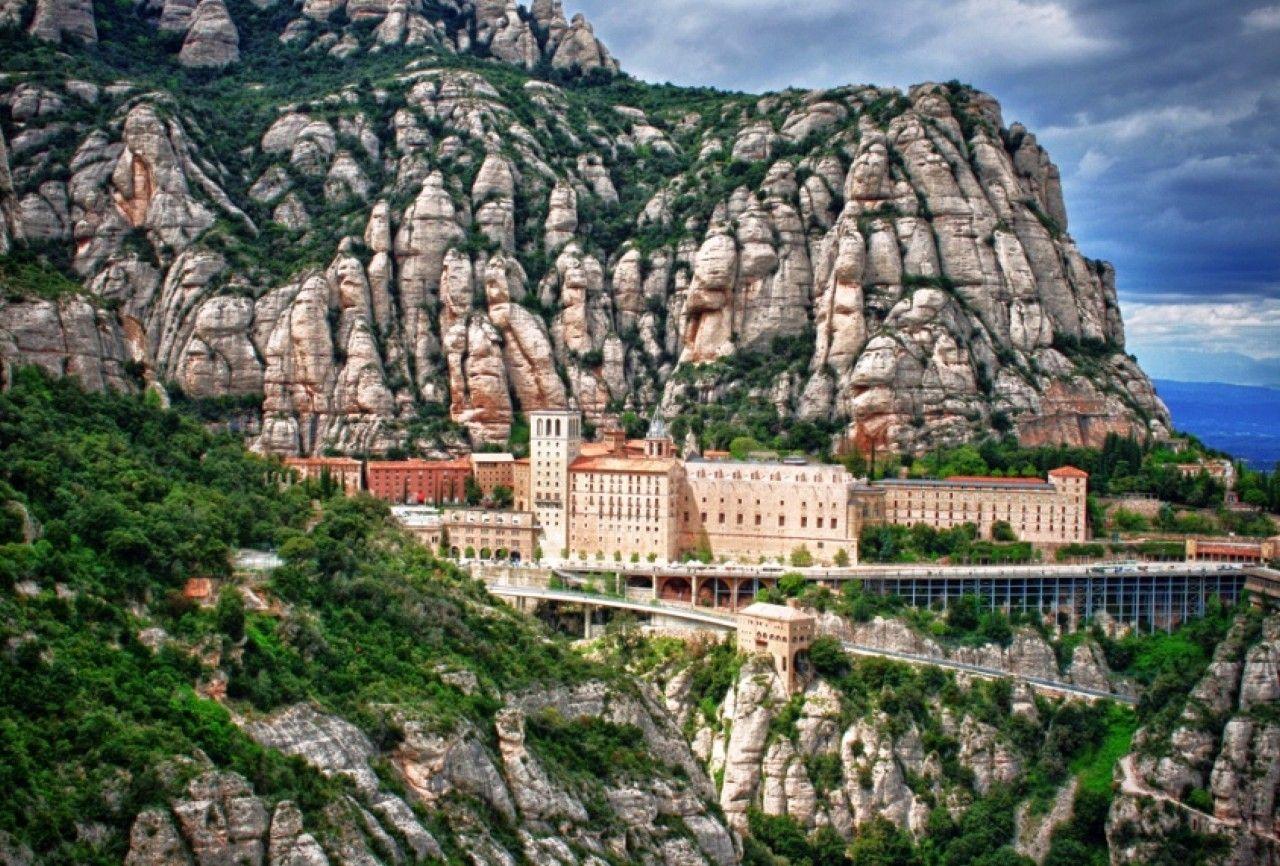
[287,410,1091,563]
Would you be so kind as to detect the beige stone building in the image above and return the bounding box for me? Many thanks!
[480,411,1088,564]
[512,457,531,511]
[282,457,364,494]
[567,451,683,562]
[393,506,538,563]
[736,602,816,693]
[471,452,515,496]
[859,467,1089,545]
[680,459,859,563]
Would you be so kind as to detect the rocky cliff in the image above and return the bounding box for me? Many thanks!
[643,619,1123,856]
[1107,613,1280,866]
[0,0,1170,455]
[643,644,1103,866]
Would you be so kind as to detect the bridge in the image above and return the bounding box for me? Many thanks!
[484,582,1136,704]
[548,560,1257,633]
[486,584,737,630]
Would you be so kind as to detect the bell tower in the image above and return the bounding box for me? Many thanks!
[529,407,582,556]
[644,411,675,458]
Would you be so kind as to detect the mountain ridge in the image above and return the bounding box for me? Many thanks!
[0,0,1171,456]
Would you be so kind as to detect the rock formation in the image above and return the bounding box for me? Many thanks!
[1108,613,1280,865]
[177,0,239,68]
[0,1,1170,455]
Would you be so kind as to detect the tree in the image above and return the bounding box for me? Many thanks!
[947,594,981,633]
[215,586,245,642]
[847,817,920,866]
[778,572,807,597]
[833,548,850,567]
[807,636,847,677]
[464,546,476,559]
[991,520,1017,542]
[790,545,813,567]
[978,610,1013,646]
[491,485,514,509]
[464,476,483,506]
[729,436,763,460]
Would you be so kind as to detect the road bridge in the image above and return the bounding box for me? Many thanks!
[485,584,737,630]
[484,583,1135,703]
[1245,566,1280,603]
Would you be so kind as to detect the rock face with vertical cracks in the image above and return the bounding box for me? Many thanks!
[1,5,1168,454]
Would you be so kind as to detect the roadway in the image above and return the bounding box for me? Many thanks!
[552,559,1249,583]
[839,641,1135,704]
[484,584,738,628]
[484,583,1135,704]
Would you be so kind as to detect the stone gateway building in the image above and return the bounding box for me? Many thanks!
[736,602,816,693]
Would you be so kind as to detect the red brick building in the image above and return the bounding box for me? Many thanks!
[365,459,472,504]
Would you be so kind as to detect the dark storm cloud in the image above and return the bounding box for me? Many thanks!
[570,0,1280,380]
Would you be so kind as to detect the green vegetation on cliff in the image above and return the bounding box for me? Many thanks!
[0,368,647,862]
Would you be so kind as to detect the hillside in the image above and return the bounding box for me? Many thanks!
[0,0,1169,456]
[0,369,735,864]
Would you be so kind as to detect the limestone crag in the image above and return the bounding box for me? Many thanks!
[1,3,1168,454]
[177,0,240,68]
[666,653,1042,844]
[221,687,735,866]
[1107,613,1280,865]
[816,613,1127,697]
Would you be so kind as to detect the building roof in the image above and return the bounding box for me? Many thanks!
[470,453,514,464]
[366,458,472,471]
[1047,466,1089,479]
[876,477,1054,492]
[739,602,814,622]
[946,475,1047,485]
[570,455,678,474]
[284,456,362,466]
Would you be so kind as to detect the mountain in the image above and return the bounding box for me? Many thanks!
[0,0,1170,456]
[1155,379,1280,470]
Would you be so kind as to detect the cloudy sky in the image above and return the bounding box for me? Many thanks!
[572,0,1280,387]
